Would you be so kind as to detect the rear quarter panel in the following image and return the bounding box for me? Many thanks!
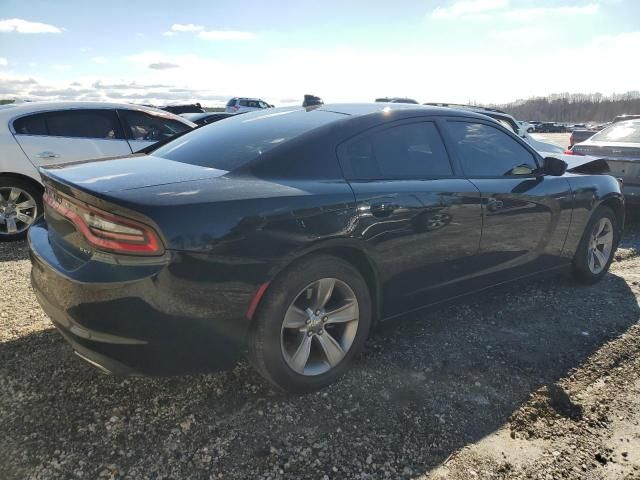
[562,174,624,259]
[0,132,41,182]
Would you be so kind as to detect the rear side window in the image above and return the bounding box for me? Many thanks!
[339,122,453,180]
[239,100,249,107]
[46,110,123,139]
[152,108,344,171]
[592,121,640,143]
[446,121,537,177]
[13,113,48,135]
[119,110,191,142]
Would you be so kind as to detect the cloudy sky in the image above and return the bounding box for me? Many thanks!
[0,0,638,106]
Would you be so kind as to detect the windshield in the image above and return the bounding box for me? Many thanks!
[592,120,640,143]
[152,108,344,171]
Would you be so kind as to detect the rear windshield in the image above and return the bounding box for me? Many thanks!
[152,108,344,171]
[592,121,640,143]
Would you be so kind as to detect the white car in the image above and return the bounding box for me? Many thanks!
[0,101,195,241]
[225,97,273,114]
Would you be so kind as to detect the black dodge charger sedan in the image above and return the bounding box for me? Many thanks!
[29,104,624,392]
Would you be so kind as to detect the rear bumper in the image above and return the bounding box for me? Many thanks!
[29,220,254,376]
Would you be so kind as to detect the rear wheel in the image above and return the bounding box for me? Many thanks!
[248,255,372,393]
[0,177,42,241]
[572,206,618,284]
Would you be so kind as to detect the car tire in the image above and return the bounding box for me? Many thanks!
[248,254,372,393]
[572,206,619,284]
[0,177,43,242]
[527,127,534,133]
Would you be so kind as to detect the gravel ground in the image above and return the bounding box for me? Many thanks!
[1,217,639,480]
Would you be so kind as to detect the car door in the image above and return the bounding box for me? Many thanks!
[117,109,192,152]
[12,109,132,167]
[338,119,483,317]
[442,118,573,283]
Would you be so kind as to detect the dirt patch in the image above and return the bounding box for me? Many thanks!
[1,220,639,479]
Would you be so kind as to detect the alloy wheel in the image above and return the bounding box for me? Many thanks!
[280,278,359,376]
[587,217,613,275]
[0,187,38,236]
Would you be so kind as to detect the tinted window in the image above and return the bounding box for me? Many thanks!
[119,110,191,142]
[226,99,236,107]
[239,100,249,107]
[153,108,344,171]
[13,113,48,135]
[340,122,452,179]
[592,121,640,143]
[46,110,122,139]
[447,121,537,177]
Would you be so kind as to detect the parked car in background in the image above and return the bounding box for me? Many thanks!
[569,128,597,147]
[0,101,195,240]
[424,103,564,154]
[225,98,273,114]
[613,115,640,123]
[160,103,205,114]
[570,119,640,206]
[180,112,234,126]
[518,121,535,133]
[375,97,419,104]
[535,122,567,133]
[28,103,624,393]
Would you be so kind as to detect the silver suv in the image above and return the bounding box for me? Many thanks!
[225,97,273,114]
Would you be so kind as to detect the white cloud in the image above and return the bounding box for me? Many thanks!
[162,31,175,37]
[91,56,108,64]
[431,0,509,20]
[198,30,257,40]
[170,23,203,32]
[51,64,71,71]
[0,57,7,67]
[3,30,638,107]
[0,18,63,34]
[148,62,180,70]
[504,3,600,21]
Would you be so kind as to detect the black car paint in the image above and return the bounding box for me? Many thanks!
[29,104,625,376]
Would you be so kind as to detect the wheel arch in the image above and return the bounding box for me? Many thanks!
[0,171,44,195]
[597,193,625,235]
[256,240,382,326]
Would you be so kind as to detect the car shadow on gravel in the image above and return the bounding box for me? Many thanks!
[1,266,639,479]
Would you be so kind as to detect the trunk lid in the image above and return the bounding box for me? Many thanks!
[571,142,640,185]
[41,153,229,194]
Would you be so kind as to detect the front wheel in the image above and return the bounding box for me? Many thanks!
[248,255,372,393]
[572,206,619,284]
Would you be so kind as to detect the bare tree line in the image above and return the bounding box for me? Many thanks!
[486,91,640,123]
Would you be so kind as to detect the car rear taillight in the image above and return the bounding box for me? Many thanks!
[563,149,584,156]
[43,188,163,255]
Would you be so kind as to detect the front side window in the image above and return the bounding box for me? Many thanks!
[119,110,191,142]
[339,122,453,180]
[46,110,122,139]
[446,121,537,177]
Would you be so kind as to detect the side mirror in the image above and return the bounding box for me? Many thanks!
[543,156,568,176]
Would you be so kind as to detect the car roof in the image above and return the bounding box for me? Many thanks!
[0,101,196,127]
[316,103,473,117]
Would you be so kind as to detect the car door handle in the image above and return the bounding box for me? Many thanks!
[369,202,398,218]
[486,198,504,212]
[36,151,60,159]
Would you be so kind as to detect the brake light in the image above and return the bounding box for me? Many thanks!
[43,188,163,255]
[563,149,584,156]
